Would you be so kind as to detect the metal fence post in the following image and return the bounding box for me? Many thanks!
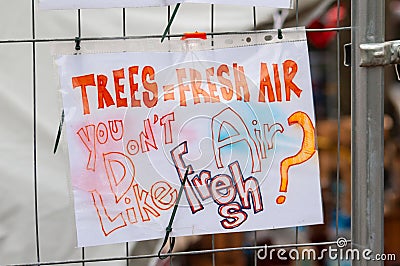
[351,0,385,265]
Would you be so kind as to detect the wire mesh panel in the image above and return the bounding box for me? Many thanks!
[0,0,392,265]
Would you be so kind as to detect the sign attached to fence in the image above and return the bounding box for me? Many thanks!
[40,0,293,9]
[55,29,322,247]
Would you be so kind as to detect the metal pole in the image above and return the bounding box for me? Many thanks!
[351,0,385,265]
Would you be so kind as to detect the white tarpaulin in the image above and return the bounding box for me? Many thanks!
[54,28,323,247]
[39,0,293,10]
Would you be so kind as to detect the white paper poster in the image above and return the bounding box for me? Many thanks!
[55,29,322,247]
[39,0,293,9]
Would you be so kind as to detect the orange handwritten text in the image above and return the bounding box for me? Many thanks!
[76,114,177,237]
[71,61,302,115]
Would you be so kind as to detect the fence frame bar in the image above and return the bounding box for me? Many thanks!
[351,0,385,265]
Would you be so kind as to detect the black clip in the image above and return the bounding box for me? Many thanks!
[277,29,283,40]
[75,37,81,51]
[161,3,181,43]
[158,167,190,260]
[395,64,400,81]
[344,43,351,67]
[53,109,64,154]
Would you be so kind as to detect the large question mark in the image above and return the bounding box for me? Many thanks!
[276,111,316,204]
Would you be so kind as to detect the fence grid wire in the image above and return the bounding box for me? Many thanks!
[0,0,364,265]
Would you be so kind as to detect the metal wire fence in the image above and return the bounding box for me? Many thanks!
[0,0,385,265]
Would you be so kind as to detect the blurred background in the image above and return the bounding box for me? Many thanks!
[0,0,399,265]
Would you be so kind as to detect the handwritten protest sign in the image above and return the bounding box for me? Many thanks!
[54,29,322,247]
[40,0,293,9]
